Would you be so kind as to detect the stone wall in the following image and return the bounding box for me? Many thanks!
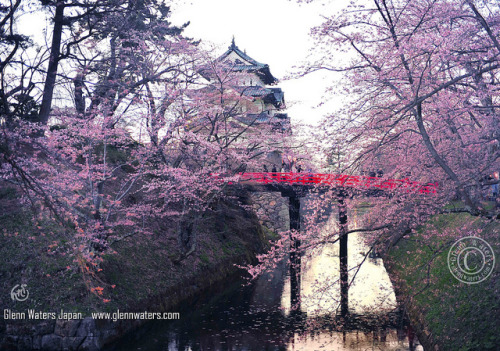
[250,192,289,234]
[1,318,143,351]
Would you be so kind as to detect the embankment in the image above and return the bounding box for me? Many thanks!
[384,213,500,350]
[0,188,269,350]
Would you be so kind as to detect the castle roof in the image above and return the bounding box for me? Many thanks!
[217,39,278,85]
[235,86,285,108]
[237,112,290,132]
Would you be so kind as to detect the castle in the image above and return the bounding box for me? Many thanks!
[214,39,290,134]
[198,39,291,171]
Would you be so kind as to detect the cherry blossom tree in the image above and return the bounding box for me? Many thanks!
[1,1,196,296]
[306,0,499,212]
[1,0,284,298]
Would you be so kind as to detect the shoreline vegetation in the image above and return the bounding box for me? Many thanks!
[0,185,269,350]
[384,210,500,351]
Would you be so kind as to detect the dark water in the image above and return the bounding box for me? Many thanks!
[109,276,290,350]
[107,268,421,351]
[108,206,422,350]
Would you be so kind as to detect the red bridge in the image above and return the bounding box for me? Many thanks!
[216,172,438,194]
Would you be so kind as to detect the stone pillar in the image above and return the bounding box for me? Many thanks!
[289,193,301,314]
[338,191,349,318]
[250,193,289,234]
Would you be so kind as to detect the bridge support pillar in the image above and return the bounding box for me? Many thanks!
[289,194,301,314]
[339,191,349,318]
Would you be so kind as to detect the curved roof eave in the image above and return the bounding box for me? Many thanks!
[218,41,278,85]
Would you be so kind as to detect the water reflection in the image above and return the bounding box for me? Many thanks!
[287,329,415,351]
[107,206,422,351]
[108,278,420,351]
[282,207,397,316]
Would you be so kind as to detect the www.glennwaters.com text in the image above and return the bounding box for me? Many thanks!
[4,309,180,322]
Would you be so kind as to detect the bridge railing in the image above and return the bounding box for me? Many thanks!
[234,172,438,194]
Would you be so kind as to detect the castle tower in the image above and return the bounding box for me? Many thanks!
[196,39,291,171]
[215,39,291,133]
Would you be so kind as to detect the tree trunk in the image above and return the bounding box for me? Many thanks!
[39,0,65,125]
[74,73,85,114]
[414,103,477,212]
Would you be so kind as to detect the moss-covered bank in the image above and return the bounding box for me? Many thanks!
[0,187,269,350]
[384,213,500,351]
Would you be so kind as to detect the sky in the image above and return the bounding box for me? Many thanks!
[170,0,345,125]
